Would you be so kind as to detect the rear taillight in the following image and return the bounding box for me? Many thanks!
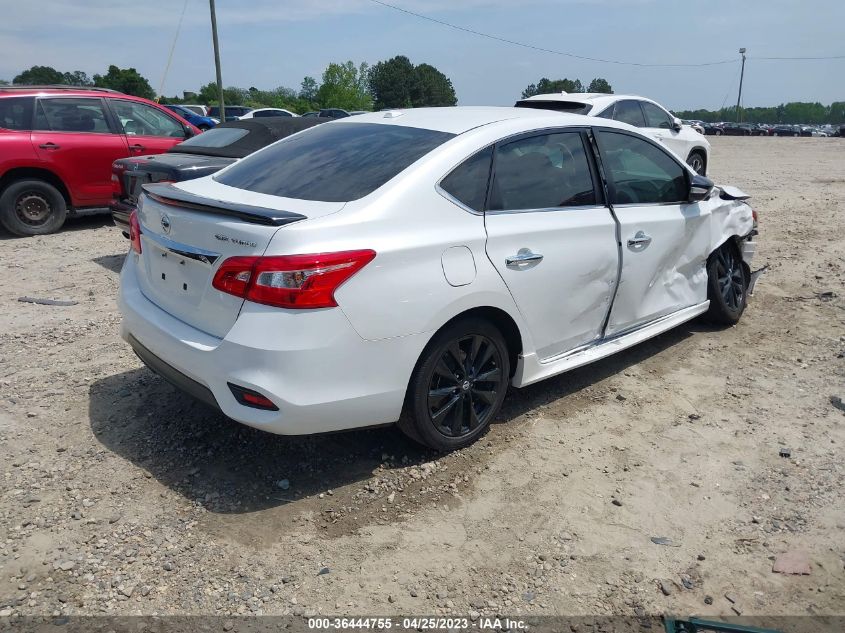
[111,162,126,198]
[212,250,376,309]
[129,211,142,254]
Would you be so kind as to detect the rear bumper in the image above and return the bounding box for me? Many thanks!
[111,199,135,236]
[118,254,428,435]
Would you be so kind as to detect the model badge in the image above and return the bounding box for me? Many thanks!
[214,234,257,248]
[160,214,171,234]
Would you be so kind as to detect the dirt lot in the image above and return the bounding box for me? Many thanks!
[0,137,843,625]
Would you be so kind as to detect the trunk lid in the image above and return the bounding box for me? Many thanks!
[134,178,344,337]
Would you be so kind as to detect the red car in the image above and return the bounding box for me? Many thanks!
[0,86,200,236]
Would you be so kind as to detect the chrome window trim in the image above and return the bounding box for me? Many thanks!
[139,225,221,265]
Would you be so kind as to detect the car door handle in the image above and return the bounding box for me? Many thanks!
[129,144,145,152]
[627,231,653,249]
[38,142,60,150]
[505,250,544,266]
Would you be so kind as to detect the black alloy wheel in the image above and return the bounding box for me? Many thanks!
[704,241,748,325]
[400,318,510,450]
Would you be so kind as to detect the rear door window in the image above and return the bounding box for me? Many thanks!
[215,122,454,202]
[439,146,493,212]
[35,98,112,133]
[612,100,646,127]
[0,97,34,130]
[488,131,597,211]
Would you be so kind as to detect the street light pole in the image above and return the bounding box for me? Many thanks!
[209,0,225,120]
[736,47,747,122]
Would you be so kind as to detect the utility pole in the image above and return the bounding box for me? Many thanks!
[209,0,225,121]
[736,47,747,122]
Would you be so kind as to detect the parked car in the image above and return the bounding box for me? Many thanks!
[180,104,209,116]
[772,124,800,137]
[701,122,724,136]
[119,107,756,450]
[238,107,298,119]
[682,120,705,134]
[0,85,199,236]
[110,118,325,234]
[162,104,219,130]
[301,111,319,118]
[207,105,253,121]
[515,93,710,175]
[720,123,754,136]
[318,108,352,118]
[751,124,773,136]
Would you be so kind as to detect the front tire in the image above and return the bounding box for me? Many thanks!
[0,179,67,236]
[399,318,510,451]
[704,241,748,325]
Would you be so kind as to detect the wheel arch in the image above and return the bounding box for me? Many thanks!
[687,146,708,170]
[414,305,525,382]
[0,167,72,208]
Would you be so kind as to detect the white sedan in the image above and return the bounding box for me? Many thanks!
[238,108,298,119]
[516,93,711,176]
[119,107,756,450]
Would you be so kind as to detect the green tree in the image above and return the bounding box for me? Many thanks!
[410,63,457,107]
[521,77,584,98]
[0,79,8,86]
[62,70,92,86]
[13,65,65,85]
[316,61,372,111]
[369,55,415,109]
[587,78,613,94]
[197,82,248,106]
[299,76,319,102]
[93,65,155,99]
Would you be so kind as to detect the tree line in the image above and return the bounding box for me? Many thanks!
[521,77,614,98]
[3,56,457,114]
[5,64,842,124]
[674,103,845,125]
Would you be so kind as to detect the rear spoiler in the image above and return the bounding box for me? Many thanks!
[718,185,751,201]
[142,183,305,227]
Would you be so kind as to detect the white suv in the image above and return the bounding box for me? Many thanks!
[119,107,755,451]
[516,93,711,175]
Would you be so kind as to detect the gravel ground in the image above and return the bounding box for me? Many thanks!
[0,137,843,624]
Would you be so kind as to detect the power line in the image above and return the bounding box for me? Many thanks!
[368,0,845,67]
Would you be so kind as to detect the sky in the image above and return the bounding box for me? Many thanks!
[1,0,843,111]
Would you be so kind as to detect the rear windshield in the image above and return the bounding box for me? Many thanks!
[215,122,455,202]
[514,100,592,115]
[178,127,249,148]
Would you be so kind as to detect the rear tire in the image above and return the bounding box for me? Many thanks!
[704,241,748,325]
[398,317,510,451]
[0,179,67,236]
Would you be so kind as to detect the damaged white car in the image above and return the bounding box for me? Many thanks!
[119,107,757,451]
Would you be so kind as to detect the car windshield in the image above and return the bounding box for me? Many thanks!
[215,122,455,202]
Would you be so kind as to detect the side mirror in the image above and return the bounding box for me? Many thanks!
[689,173,714,202]
[183,125,196,138]
[672,117,683,132]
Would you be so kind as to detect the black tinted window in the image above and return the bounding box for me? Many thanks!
[440,147,493,212]
[254,110,290,118]
[216,122,454,202]
[598,131,687,204]
[0,97,33,130]
[641,101,673,129]
[178,127,248,148]
[613,100,646,127]
[489,131,596,211]
[596,104,614,120]
[514,100,592,115]
[35,98,111,133]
